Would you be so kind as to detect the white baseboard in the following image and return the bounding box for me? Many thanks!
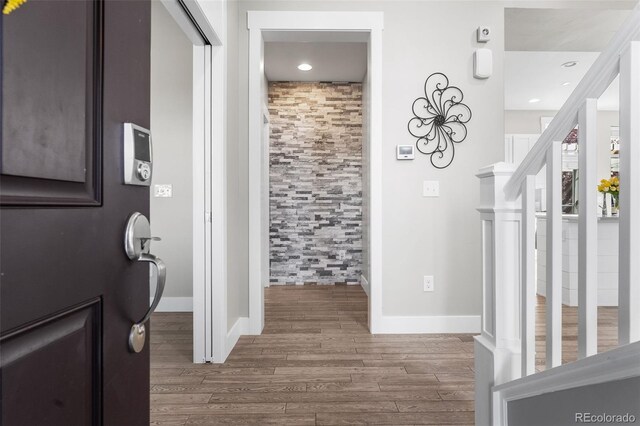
[360,274,370,296]
[153,297,193,312]
[225,317,250,360]
[377,315,481,334]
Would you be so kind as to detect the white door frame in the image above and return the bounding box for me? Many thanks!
[247,11,385,334]
[159,0,226,363]
[261,104,271,291]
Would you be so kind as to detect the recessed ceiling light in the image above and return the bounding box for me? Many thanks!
[561,61,578,68]
[562,82,572,86]
[297,63,312,71]
[529,98,541,103]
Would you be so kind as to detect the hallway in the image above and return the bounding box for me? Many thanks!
[150,285,476,425]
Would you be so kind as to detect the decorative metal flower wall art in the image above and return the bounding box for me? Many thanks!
[408,73,472,169]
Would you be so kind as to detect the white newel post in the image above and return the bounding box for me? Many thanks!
[475,163,522,426]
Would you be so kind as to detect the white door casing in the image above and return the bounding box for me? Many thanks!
[247,11,385,334]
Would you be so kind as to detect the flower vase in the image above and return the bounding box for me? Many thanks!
[604,193,613,217]
[612,195,619,217]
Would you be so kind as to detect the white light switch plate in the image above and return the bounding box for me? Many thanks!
[423,181,440,197]
[154,184,173,198]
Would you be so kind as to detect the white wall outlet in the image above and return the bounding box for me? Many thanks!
[423,181,440,197]
[154,184,173,198]
[423,275,434,292]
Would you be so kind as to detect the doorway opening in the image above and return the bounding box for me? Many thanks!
[148,0,220,364]
[265,48,366,328]
[245,12,384,340]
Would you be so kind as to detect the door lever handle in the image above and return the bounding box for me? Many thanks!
[124,212,167,353]
[129,253,166,353]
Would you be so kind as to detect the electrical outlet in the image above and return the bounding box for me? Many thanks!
[423,275,434,292]
[423,181,440,197]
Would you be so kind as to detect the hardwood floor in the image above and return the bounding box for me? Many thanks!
[534,295,619,370]
[150,286,474,425]
[150,286,619,425]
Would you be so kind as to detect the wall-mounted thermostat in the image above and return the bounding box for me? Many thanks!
[397,145,415,160]
[123,123,153,186]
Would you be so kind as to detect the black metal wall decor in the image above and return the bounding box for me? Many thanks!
[408,73,472,169]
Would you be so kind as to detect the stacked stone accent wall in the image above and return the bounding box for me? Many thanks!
[268,82,363,285]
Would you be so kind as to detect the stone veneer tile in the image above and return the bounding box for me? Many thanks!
[268,82,363,285]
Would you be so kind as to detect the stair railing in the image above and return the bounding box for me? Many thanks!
[475,5,640,425]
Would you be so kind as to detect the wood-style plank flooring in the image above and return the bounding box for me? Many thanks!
[535,295,618,370]
[150,286,619,425]
[150,286,474,425]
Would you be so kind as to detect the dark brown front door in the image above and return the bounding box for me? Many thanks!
[1,1,151,424]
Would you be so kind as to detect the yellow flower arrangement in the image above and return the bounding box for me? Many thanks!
[3,0,26,15]
[597,176,619,198]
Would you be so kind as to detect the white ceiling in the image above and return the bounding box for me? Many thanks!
[262,8,630,106]
[505,7,630,111]
[505,8,631,52]
[264,42,367,82]
[505,51,619,111]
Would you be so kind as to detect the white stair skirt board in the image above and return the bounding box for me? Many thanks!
[152,297,193,312]
[492,341,640,425]
[226,317,249,360]
[378,315,481,334]
[360,275,370,297]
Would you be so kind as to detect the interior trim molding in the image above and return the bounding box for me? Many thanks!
[377,315,481,334]
[360,275,370,297]
[225,317,249,360]
[247,10,385,335]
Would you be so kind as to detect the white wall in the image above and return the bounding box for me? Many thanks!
[150,2,194,306]
[227,1,506,322]
[505,109,619,183]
